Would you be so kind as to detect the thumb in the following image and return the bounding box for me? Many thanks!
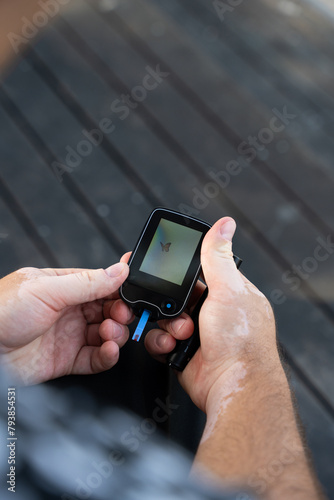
[39,263,129,310]
[201,217,242,297]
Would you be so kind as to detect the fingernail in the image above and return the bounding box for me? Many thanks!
[220,218,236,241]
[156,334,167,349]
[113,323,124,340]
[172,317,186,334]
[105,262,127,278]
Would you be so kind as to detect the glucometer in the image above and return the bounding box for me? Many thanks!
[120,207,242,370]
[120,208,211,325]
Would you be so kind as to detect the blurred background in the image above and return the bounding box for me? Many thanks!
[0,0,334,497]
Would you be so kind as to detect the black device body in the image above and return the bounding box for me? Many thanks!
[119,208,212,322]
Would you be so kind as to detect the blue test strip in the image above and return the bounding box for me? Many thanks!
[132,310,151,342]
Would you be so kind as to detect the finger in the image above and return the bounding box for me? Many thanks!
[102,255,132,300]
[103,300,113,321]
[109,299,135,325]
[85,320,129,348]
[86,323,102,346]
[201,217,244,299]
[101,289,121,301]
[82,300,104,324]
[157,312,194,341]
[40,267,95,276]
[144,328,176,363]
[72,342,120,375]
[37,263,129,310]
[99,319,129,348]
[120,252,132,264]
[145,313,194,362]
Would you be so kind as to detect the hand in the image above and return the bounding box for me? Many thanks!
[145,217,279,413]
[0,263,133,385]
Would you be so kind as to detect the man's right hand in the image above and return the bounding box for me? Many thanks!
[145,217,280,413]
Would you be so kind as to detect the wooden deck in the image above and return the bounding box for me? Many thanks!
[1,0,334,495]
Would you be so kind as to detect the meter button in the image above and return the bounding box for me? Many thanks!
[161,299,177,314]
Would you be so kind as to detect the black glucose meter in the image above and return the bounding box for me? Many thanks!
[120,207,242,368]
[120,208,211,325]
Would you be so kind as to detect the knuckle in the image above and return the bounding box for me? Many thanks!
[80,270,95,283]
[16,267,39,278]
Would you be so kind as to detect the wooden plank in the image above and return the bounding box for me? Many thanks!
[295,0,334,50]
[231,0,334,99]
[35,23,240,201]
[1,61,153,257]
[0,102,121,269]
[290,373,334,497]
[0,194,48,276]
[154,0,334,183]
[104,0,334,236]
[30,30,207,214]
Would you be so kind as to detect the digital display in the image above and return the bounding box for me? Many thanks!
[139,218,202,286]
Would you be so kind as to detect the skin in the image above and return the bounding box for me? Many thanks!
[0,263,133,384]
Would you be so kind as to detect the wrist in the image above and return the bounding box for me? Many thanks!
[204,353,288,419]
[195,360,313,496]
